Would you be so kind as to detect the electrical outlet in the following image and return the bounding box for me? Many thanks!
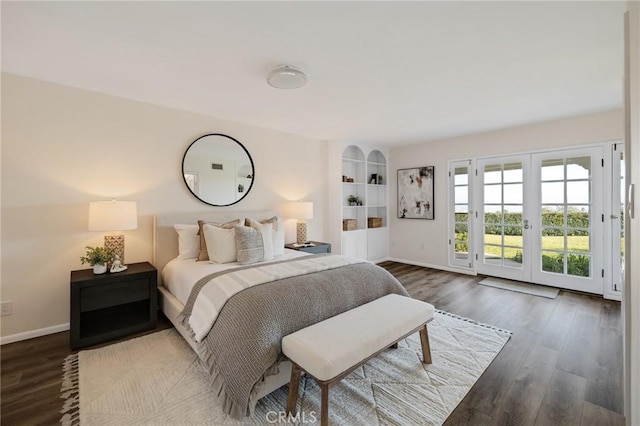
[1,301,12,317]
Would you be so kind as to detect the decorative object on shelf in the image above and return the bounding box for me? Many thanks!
[182,134,254,206]
[110,255,128,273]
[89,200,138,264]
[80,246,115,275]
[368,217,383,228]
[398,166,435,220]
[287,201,314,244]
[377,174,384,184]
[347,195,363,206]
[370,173,378,184]
[267,65,307,90]
[342,219,357,231]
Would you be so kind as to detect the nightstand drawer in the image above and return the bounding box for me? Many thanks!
[81,278,150,312]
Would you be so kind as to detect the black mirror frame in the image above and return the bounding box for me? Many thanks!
[181,133,255,207]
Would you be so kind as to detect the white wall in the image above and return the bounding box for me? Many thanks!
[389,109,623,269]
[0,73,328,339]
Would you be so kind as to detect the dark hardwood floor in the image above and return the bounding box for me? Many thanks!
[379,262,624,426]
[1,262,624,425]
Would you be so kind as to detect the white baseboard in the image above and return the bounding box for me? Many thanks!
[0,323,70,345]
[387,257,477,276]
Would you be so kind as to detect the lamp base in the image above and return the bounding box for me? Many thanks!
[104,234,125,265]
[296,222,308,245]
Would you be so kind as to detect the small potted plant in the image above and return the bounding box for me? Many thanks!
[80,246,114,274]
[348,195,363,206]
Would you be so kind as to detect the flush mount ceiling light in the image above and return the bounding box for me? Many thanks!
[267,65,307,89]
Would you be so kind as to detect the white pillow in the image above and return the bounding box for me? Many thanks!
[197,219,241,261]
[174,224,200,260]
[247,218,274,261]
[246,216,284,256]
[203,223,237,264]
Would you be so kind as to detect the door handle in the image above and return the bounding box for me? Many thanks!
[524,219,530,230]
[629,183,635,219]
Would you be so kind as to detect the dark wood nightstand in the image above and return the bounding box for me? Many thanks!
[285,241,332,254]
[70,262,158,350]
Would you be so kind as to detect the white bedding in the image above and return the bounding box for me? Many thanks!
[161,248,310,305]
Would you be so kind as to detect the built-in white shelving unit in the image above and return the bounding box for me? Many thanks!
[339,144,389,262]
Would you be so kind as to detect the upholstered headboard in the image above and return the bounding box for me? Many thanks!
[152,210,279,284]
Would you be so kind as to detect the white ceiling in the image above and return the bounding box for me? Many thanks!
[1,1,626,147]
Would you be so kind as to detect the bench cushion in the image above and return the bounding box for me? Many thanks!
[282,294,435,381]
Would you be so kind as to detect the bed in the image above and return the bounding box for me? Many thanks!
[152,210,408,419]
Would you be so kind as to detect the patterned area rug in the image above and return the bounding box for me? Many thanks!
[61,311,511,425]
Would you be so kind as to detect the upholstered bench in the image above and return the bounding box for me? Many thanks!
[282,294,435,426]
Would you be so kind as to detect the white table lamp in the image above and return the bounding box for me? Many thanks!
[288,201,314,244]
[89,200,138,264]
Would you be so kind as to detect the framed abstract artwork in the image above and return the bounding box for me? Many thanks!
[397,166,434,219]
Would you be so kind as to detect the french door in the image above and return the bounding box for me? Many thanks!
[476,147,604,294]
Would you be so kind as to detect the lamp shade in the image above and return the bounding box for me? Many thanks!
[88,200,138,231]
[288,201,314,220]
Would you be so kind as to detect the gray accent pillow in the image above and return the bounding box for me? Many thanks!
[235,225,266,265]
[247,216,284,256]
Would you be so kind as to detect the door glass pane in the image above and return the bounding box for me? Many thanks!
[567,254,590,277]
[454,251,469,260]
[567,181,590,203]
[538,152,594,282]
[484,164,502,184]
[503,227,523,247]
[541,233,564,251]
[566,157,590,180]
[454,168,468,185]
[450,161,471,268]
[541,159,564,181]
[455,223,468,234]
[542,206,565,226]
[484,232,502,246]
[455,204,468,213]
[541,227,565,251]
[484,185,502,203]
[455,186,468,204]
[567,206,589,228]
[541,182,564,203]
[542,251,564,274]
[504,184,523,204]
[503,163,523,183]
[484,244,502,265]
[484,209,502,227]
[567,231,589,252]
[504,205,523,224]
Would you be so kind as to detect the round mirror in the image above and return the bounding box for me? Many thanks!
[182,134,255,206]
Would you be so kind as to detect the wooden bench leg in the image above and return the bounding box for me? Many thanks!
[286,363,302,416]
[320,382,329,426]
[419,324,432,364]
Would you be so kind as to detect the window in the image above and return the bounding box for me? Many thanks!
[449,160,473,268]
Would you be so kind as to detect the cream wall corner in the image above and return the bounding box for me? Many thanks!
[0,73,328,339]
